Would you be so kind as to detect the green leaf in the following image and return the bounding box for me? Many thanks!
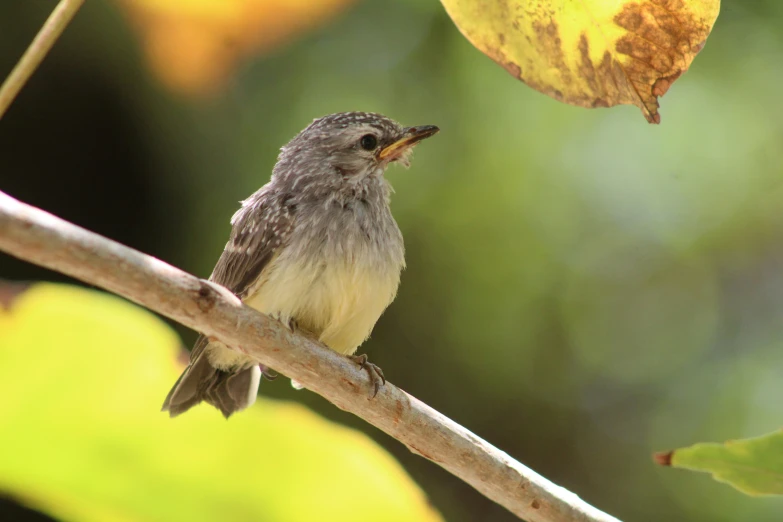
[655,431,783,496]
[0,283,442,522]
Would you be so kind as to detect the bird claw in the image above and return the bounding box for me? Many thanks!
[261,367,278,381]
[272,313,298,333]
[350,354,385,399]
[287,317,298,332]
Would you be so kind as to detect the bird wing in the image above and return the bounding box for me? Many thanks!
[210,189,296,298]
[189,189,296,362]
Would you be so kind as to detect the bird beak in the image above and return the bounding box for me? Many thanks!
[378,125,439,161]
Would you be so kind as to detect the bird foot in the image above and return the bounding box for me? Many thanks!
[287,317,299,332]
[260,366,278,381]
[350,354,385,399]
[272,313,298,333]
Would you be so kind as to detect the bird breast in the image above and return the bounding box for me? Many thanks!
[244,196,405,356]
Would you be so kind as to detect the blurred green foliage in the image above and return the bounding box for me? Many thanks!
[0,284,441,522]
[3,0,783,521]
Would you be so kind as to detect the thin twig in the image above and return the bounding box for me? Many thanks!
[0,192,621,522]
[0,0,85,119]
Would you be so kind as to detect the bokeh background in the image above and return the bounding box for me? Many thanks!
[2,0,783,520]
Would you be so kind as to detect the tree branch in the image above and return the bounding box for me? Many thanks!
[0,3,617,520]
[0,0,85,119]
[0,191,620,522]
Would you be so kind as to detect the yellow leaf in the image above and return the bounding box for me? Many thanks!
[440,0,721,123]
[117,0,358,97]
[0,283,442,522]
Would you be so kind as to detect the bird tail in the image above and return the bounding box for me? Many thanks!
[162,338,262,419]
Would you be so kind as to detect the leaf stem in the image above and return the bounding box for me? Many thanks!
[0,0,85,119]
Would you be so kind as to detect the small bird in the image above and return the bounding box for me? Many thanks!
[162,112,439,418]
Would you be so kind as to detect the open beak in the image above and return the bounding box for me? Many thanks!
[378,125,439,161]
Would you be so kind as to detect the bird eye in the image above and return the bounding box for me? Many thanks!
[359,134,378,151]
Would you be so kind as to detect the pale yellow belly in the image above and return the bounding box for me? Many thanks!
[248,256,400,353]
[208,255,400,370]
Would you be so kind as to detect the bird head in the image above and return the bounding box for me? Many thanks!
[272,112,439,193]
